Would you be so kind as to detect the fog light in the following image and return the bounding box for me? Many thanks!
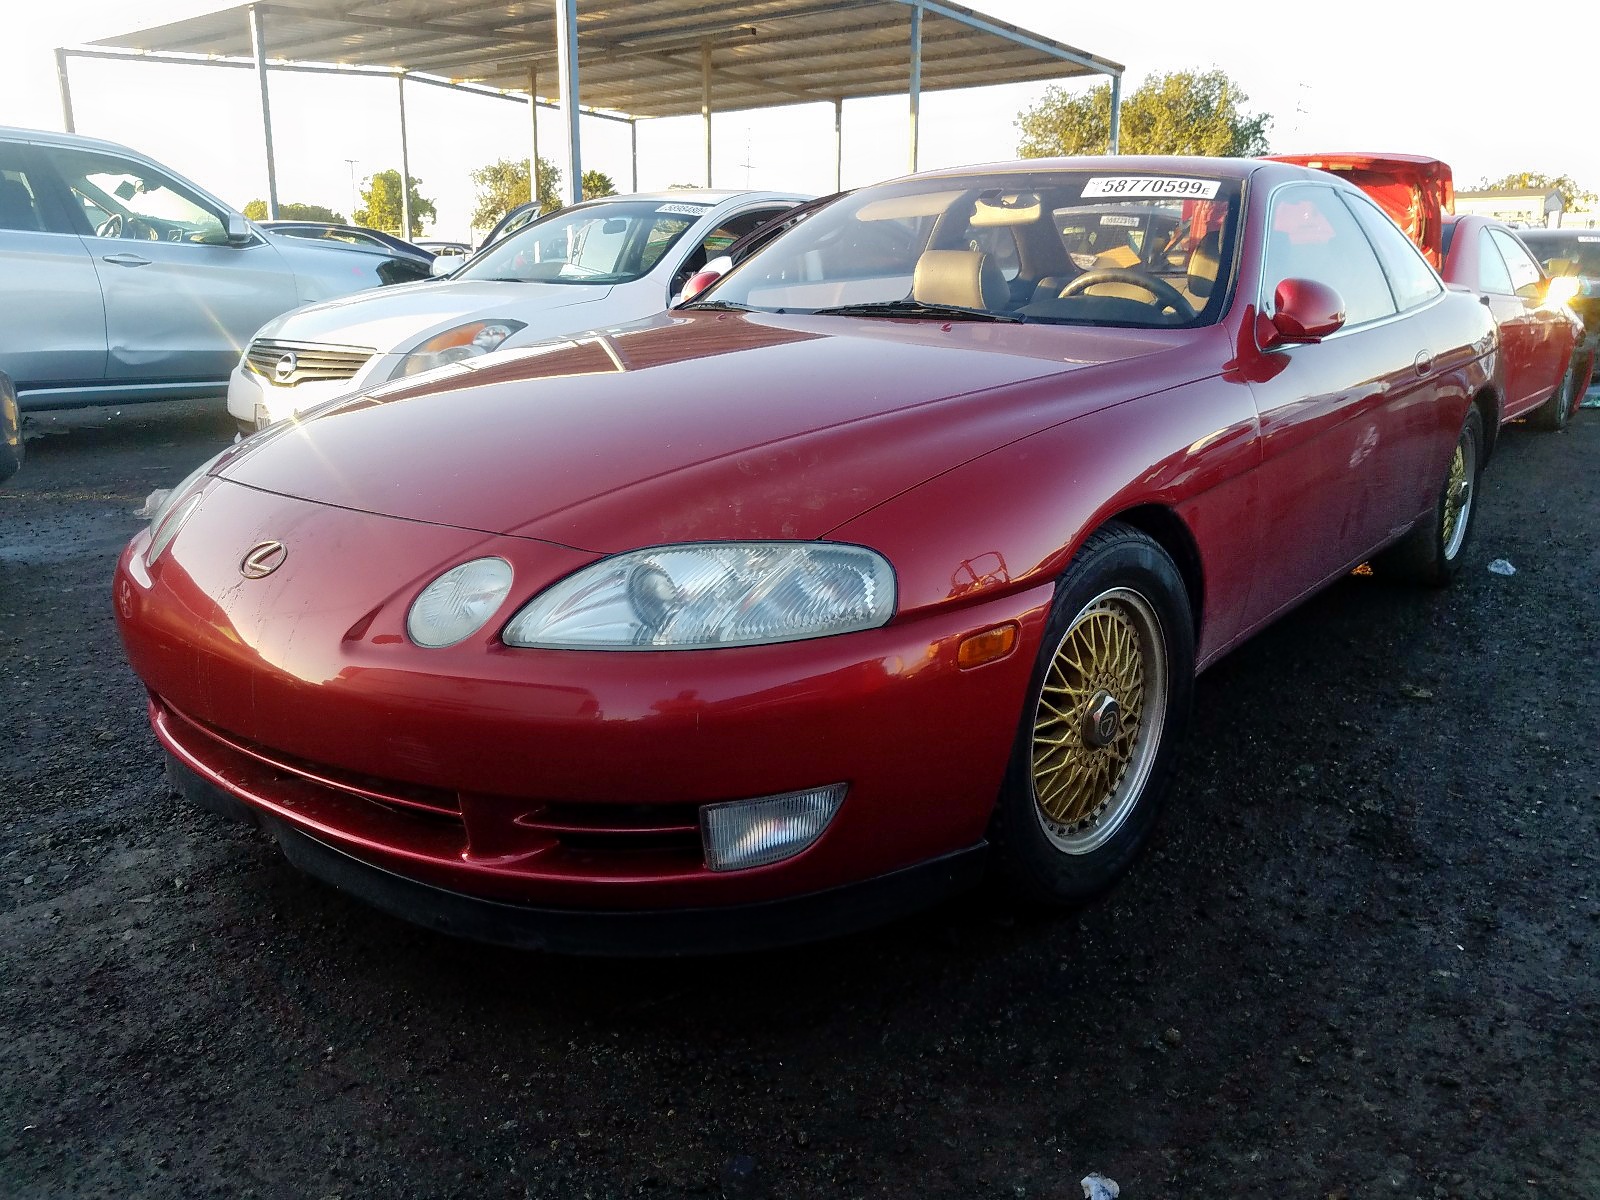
[700,784,846,871]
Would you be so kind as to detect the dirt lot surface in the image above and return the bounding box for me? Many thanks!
[2,400,1596,1200]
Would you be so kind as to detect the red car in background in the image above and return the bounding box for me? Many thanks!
[1271,154,1584,430]
[115,157,1497,954]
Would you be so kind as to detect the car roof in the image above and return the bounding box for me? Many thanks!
[904,155,1270,184]
[0,124,150,158]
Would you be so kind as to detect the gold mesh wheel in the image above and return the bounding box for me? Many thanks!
[1031,587,1167,854]
[1441,426,1475,561]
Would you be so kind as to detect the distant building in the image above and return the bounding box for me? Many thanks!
[1455,188,1564,227]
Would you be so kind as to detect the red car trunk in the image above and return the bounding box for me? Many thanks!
[1266,153,1454,269]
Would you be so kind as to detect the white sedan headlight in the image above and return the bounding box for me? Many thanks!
[503,543,896,650]
[391,319,527,379]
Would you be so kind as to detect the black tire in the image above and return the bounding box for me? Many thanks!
[1375,406,1485,586]
[990,522,1195,906]
[1529,357,1581,432]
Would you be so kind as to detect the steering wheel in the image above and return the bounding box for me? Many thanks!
[1059,268,1197,320]
[96,213,123,238]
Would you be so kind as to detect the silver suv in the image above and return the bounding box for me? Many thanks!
[0,126,425,412]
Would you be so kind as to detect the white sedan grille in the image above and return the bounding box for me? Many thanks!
[244,338,375,387]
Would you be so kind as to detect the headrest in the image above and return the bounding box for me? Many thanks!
[0,178,40,232]
[912,249,1007,311]
[1187,230,1223,299]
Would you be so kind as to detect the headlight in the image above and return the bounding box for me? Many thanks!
[391,320,527,379]
[407,557,514,648]
[502,543,896,650]
[144,448,229,565]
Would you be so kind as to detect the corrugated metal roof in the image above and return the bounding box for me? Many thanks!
[90,0,1120,119]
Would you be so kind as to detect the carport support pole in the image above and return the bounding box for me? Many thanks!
[630,119,639,193]
[833,98,843,190]
[248,4,280,220]
[397,74,413,238]
[701,41,713,187]
[555,0,582,208]
[907,2,922,173]
[528,66,541,211]
[54,49,76,133]
[1108,73,1122,154]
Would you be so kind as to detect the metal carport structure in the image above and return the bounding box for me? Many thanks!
[57,0,1123,228]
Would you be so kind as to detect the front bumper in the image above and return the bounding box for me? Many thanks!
[115,482,1053,932]
[227,360,386,429]
[168,752,986,955]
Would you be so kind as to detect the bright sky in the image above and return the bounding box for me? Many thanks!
[2,2,1596,241]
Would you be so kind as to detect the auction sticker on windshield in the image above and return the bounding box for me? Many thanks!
[1082,176,1220,199]
[657,203,711,216]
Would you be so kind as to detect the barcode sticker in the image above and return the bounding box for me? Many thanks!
[1081,176,1220,199]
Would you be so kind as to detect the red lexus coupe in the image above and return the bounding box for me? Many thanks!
[115,157,1497,954]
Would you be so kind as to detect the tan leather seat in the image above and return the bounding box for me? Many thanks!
[1186,231,1223,299]
[912,249,1008,311]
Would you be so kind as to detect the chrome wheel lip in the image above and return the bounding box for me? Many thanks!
[1442,426,1476,562]
[1030,585,1168,856]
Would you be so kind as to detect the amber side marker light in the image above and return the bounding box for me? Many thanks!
[958,622,1019,669]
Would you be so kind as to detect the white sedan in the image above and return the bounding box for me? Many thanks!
[227,190,807,431]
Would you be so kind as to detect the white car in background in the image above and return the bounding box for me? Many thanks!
[227,190,807,431]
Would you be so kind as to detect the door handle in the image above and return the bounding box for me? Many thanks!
[102,252,151,267]
[1414,350,1434,376]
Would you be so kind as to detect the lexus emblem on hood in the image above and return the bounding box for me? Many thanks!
[240,540,288,578]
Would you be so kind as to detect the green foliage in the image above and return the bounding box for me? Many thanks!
[468,158,563,230]
[351,169,437,238]
[1016,68,1272,159]
[1475,172,1596,213]
[243,200,347,223]
[581,170,618,200]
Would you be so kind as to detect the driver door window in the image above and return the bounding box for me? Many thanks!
[36,146,228,245]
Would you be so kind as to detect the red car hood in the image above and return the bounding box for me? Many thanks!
[1266,153,1454,269]
[221,311,1200,552]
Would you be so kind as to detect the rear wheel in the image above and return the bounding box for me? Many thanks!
[1375,407,1484,586]
[1530,357,1581,431]
[990,523,1194,905]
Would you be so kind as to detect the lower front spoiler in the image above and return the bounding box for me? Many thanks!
[167,754,988,957]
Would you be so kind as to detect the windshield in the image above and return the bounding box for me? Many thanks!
[695,171,1242,328]
[458,199,710,285]
[1518,230,1600,278]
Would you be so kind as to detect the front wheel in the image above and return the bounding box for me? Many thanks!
[990,523,1195,905]
[1375,406,1484,586]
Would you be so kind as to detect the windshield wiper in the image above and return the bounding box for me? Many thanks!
[808,300,1023,323]
[684,300,759,312]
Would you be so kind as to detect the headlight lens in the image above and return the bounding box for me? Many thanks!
[407,557,514,648]
[391,320,527,379]
[144,448,229,565]
[503,543,896,650]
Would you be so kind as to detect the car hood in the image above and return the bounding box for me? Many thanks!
[255,278,616,349]
[221,311,1201,552]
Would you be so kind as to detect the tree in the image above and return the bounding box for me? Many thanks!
[352,169,437,237]
[1016,68,1272,159]
[1475,172,1596,214]
[582,170,618,200]
[468,157,563,230]
[243,200,347,223]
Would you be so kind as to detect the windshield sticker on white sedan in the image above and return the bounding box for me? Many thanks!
[1082,176,1220,200]
[1098,214,1140,227]
[656,203,711,216]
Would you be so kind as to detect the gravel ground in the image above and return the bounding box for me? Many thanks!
[2,400,1597,1200]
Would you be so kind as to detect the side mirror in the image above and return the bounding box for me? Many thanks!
[677,255,733,306]
[430,255,460,278]
[225,214,253,245]
[1261,278,1346,346]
